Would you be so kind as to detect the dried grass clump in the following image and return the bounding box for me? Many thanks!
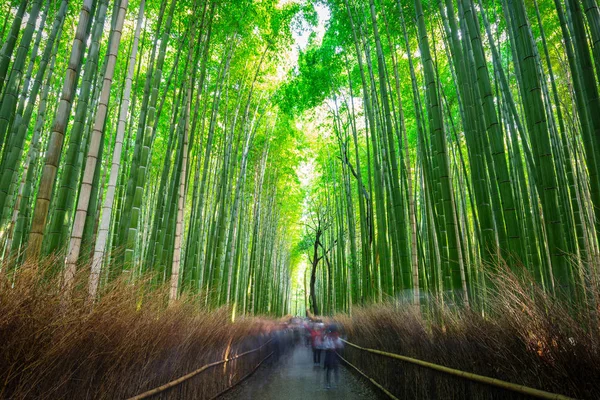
[0,258,277,399]
[337,263,600,399]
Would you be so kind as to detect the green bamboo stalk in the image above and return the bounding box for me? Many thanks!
[25,0,97,261]
[124,0,177,266]
[506,0,570,295]
[0,0,42,158]
[45,0,109,256]
[64,0,129,294]
[0,0,28,98]
[0,0,62,230]
[414,0,461,298]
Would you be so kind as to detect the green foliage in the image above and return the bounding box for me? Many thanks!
[277,30,344,115]
[1,0,600,319]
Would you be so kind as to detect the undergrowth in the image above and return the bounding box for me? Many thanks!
[336,263,600,399]
[0,258,278,399]
[3,256,600,400]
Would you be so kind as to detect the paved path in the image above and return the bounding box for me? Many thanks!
[221,345,380,400]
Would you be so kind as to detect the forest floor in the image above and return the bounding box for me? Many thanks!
[220,345,381,400]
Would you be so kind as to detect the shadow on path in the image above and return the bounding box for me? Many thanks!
[220,345,381,400]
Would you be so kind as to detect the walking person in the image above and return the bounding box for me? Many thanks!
[304,321,312,347]
[310,323,323,366]
[323,324,343,389]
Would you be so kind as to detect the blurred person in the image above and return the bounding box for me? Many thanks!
[323,324,343,389]
[272,324,283,362]
[304,321,312,346]
[310,323,323,365]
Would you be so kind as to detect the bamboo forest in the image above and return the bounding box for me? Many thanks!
[1,0,600,398]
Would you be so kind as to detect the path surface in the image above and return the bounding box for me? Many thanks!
[221,345,381,400]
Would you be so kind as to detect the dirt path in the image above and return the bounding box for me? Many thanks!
[220,345,381,400]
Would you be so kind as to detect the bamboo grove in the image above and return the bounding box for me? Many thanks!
[284,0,600,315]
[0,0,309,316]
[1,0,600,319]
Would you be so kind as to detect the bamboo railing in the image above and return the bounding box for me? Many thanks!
[127,339,274,400]
[341,339,576,400]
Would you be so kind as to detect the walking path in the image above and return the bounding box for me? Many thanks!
[220,345,380,400]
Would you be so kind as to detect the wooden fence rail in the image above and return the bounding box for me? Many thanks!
[127,338,273,400]
[341,339,576,400]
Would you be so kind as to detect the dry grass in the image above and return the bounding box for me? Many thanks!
[336,263,600,399]
[0,259,279,399]
[3,255,599,400]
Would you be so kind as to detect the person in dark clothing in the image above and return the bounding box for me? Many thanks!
[304,322,312,346]
[323,324,343,389]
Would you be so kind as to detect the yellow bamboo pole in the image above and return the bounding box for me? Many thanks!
[127,339,273,400]
[341,339,576,400]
